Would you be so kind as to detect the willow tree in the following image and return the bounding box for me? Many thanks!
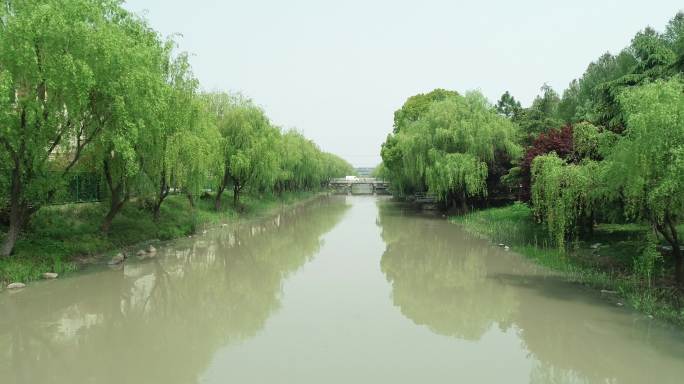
[392,88,460,134]
[211,94,281,209]
[381,89,461,195]
[277,130,316,192]
[531,154,601,247]
[379,134,410,194]
[142,53,206,220]
[90,12,169,233]
[276,130,351,192]
[529,121,617,246]
[275,131,353,193]
[382,90,521,210]
[166,98,221,209]
[320,152,354,184]
[604,79,684,284]
[0,0,147,254]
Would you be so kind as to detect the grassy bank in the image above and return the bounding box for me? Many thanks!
[0,190,323,286]
[451,203,684,326]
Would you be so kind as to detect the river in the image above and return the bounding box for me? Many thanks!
[1,196,684,383]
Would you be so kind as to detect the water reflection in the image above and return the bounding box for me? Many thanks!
[0,197,350,384]
[3,197,684,384]
[379,205,519,340]
[377,200,684,384]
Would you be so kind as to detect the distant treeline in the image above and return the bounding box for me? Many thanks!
[379,13,684,284]
[0,0,353,256]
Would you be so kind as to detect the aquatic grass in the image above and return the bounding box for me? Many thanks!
[452,202,553,249]
[0,253,78,285]
[451,203,684,326]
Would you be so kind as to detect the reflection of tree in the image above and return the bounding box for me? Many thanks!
[0,197,349,384]
[529,362,589,384]
[377,200,684,383]
[378,201,518,340]
[514,276,684,384]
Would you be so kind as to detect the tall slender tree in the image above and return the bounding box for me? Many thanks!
[604,79,684,284]
[0,0,153,254]
[209,94,281,209]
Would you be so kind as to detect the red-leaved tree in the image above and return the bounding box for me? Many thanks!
[520,125,574,201]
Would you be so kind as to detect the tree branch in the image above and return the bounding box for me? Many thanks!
[666,213,680,246]
[655,221,675,245]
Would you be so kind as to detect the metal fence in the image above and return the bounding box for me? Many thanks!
[51,172,102,204]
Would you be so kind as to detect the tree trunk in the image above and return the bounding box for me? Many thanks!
[153,173,169,222]
[214,191,223,211]
[1,204,25,257]
[674,245,683,286]
[668,216,683,286]
[101,157,128,234]
[1,165,28,257]
[101,198,126,234]
[101,182,128,234]
[461,191,468,214]
[187,193,195,209]
[655,213,683,287]
[152,201,163,222]
[233,184,241,208]
[215,167,230,211]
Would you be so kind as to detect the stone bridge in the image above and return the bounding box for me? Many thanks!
[328,178,390,194]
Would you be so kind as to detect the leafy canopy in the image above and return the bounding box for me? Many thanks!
[382,90,521,203]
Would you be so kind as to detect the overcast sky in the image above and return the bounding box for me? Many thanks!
[124,0,682,167]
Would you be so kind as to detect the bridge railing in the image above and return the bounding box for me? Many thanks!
[329,178,388,184]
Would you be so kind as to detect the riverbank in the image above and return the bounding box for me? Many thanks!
[451,203,684,326]
[0,190,325,286]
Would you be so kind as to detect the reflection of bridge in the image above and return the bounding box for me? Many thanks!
[329,178,390,194]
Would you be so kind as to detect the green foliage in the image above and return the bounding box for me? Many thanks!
[555,50,638,128]
[320,152,355,180]
[605,79,684,224]
[602,79,684,284]
[665,12,684,71]
[425,151,488,200]
[571,122,601,159]
[557,12,684,130]
[370,163,387,179]
[381,90,520,205]
[392,88,460,133]
[276,130,352,192]
[571,121,617,160]
[0,0,162,252]
[202,92,351,210]
[166,96,222,199]
[454,205,684,325]
[633,234,663,289]
[514,84,563,142]
[0,191,323,284]
[221,99,280,194]
[531,154,600,247]
[1,1,349,254]
[452,202,549,248]
[495,91,522,119]
[376,10,684,315]
[528,78,684,284]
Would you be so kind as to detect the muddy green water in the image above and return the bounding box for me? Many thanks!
[2,196,684,383]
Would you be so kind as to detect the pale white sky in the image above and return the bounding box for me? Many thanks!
[124,0,682,167]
